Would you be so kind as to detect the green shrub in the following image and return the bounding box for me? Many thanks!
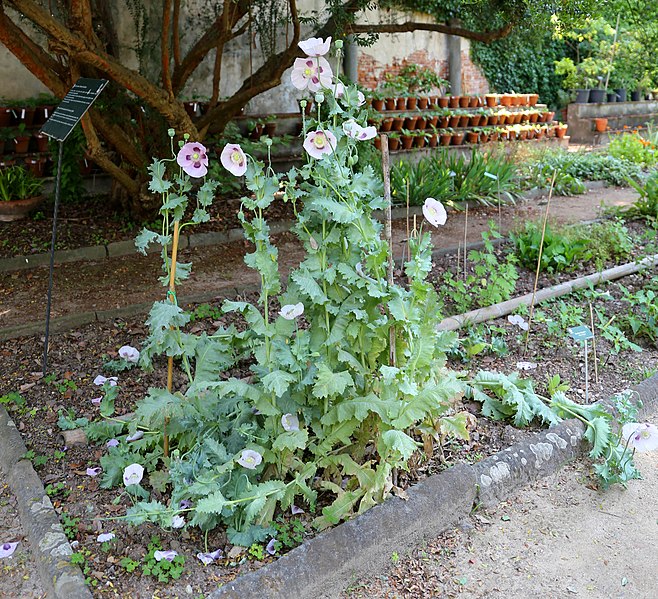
[627,169,658,219]
[511,221,592,272]
[608,131,658,168]
[391,149,520,208]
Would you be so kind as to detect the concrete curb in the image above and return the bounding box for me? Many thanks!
[0,180,610,274]
[0,407,92,599]
[211,372,658,599]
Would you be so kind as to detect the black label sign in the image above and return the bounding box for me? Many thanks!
[40,78,108,141]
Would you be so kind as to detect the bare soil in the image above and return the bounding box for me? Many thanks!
[0,186,640,331]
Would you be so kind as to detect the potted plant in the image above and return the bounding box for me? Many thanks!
[12,123,31,154]
[451,130,465,145]
[399,129,415,150]
[388,132,401,151]
[0,164,45,221]
[439,128,453,146]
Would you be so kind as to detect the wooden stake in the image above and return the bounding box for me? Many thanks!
[380,135,396,366]
[405,179,411,264]
[589,302,599,384]
[524,171,557,355]
[463,204,468,279]
[163,220,181,458]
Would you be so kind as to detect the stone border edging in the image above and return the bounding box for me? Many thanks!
[211,371,658,599]
[0,181,608,274]
[0,406,92,599]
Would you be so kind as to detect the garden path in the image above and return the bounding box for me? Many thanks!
[0,185,638,332]
[344,404,658,599]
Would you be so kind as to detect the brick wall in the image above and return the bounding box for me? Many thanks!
[357,48,489,95]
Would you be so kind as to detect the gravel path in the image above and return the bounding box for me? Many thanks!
[343,404,658,599]
[0,480,46,599]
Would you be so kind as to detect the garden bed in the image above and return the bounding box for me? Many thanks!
[1,214,657,597]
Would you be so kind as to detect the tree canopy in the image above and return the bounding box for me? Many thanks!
[0,0,620,213]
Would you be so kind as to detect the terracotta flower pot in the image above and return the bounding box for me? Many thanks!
[593,118,608,132]
[396,97,406,110]
[391,117,405,132]
[428,134,438,148]
[449,96,460,108]
[488,115,499,126]
[555,125,568,139]
[470,115,482,127]
[374,136,382,150]
[372,99,385,111]
[480,133,490,143]
[448,115,460,128]
[518,130,528,141]
[451,133,465,145]
[480,116,489,127]
[414,135,427,148]
[379,118,393,132]
[529,112,539,123]
[500,95,513,107]
[418,97,429,109]
[406,97,417,110]
[403,116,418,130]
[15,107,36,127]
[466,131,479,144]
[438,97,449,108]
[489,131,499,142]
[459,96,470,108]
[13,135,31,154]
[458,115,469,127]
[439,116,450,128]
[389,137,400,151]
[33,133,50,153]
[469,96,479,108]
[439,133,452,146]
[0,108,13,127]
[401,135,414,150]
[0,195,46,222]
[529,93,539,106]
[416,117,427,130]
[485,95,498,107]
[385,98,396,110]
[428,116,439,128]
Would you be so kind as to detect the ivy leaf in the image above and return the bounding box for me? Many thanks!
[312,364,353,399]
[262,370,296,398]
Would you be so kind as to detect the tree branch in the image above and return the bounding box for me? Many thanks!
[172,0,181,67]
[171,0,249,95]
[0,4,67,95]
[162,0,173,97]
[198,0,301,132]
[347,20,515,43]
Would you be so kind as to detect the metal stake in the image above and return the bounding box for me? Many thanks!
[42,141,64,374]
[584,339,589,403]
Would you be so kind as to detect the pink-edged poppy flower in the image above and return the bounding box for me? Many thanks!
[508,314,529,331]
[86,467,102,477]
[197,549,223,565]
[298,36,331,56]
[171,515,185,529]
[279,303,304,320]
[342,120,376,141]
[154,550,178,562]
[622,422,658,452]
[236,449,262,470]
[291,57,333,92]
[220,143,247,177]
[0,542,18,559]
[176,142,208,178]
[422,197,447,227]
[93,375,118,387]
[122,463,144,486]
[266,538,277,555]
[106,439,119,448]
[281,413,300,432]
[333,83,366,107]
[303,129,337,159]
[291,504,305,515]
[118,345,140,363]
[91,396,102,405]
[97,532,115,543]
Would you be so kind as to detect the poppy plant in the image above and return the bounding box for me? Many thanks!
[422,197,448,227]
[220,143,247,177]
[303,129,336,159]
[290,57,333,92]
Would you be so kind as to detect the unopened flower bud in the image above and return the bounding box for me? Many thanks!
[183,133,190,140]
